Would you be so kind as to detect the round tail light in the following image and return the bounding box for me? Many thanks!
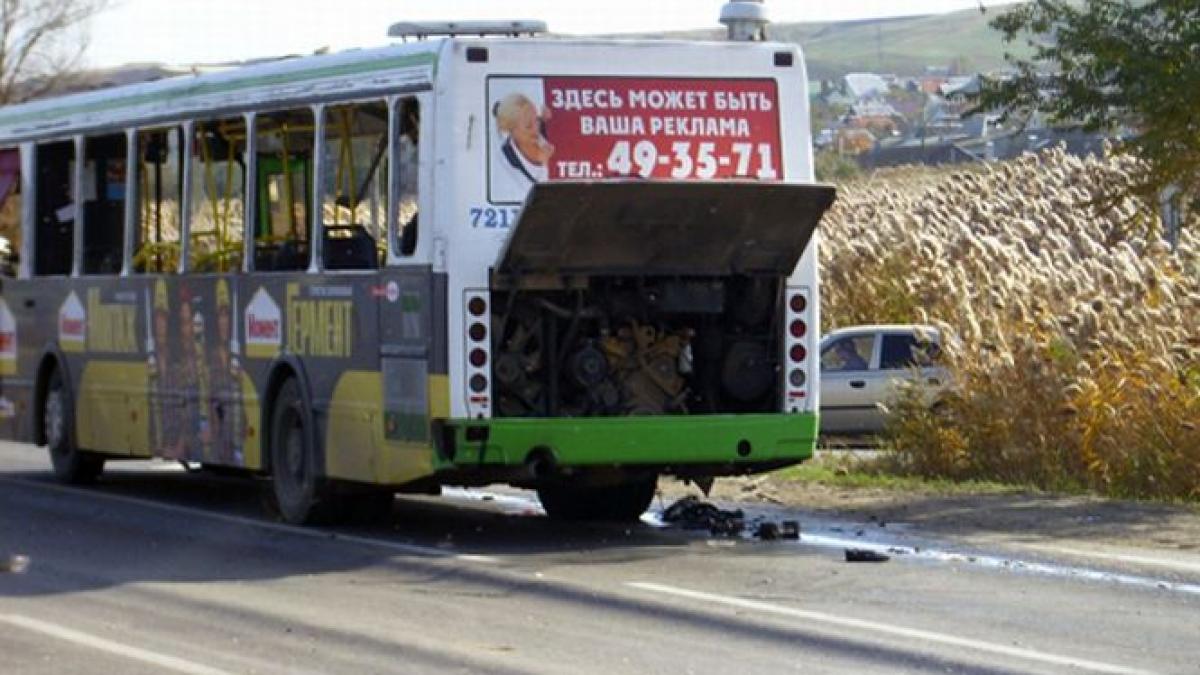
[469,348,488,367]
[469,374,488,393]
[788,369,806,387]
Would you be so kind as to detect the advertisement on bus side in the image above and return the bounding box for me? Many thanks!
[486,76,782,204]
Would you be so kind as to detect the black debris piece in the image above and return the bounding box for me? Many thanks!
[661,496,745,536]
[779,520,800,540]
[845,548,890,563]
[1,554,30,574]
[755,522,780,540]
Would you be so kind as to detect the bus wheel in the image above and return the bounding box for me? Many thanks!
[43,368,104,484]
[537,474,657,522]
[269,379,333,524]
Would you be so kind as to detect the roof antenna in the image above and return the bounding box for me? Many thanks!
[719,0,769,42]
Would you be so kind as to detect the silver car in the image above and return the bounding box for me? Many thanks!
[818,324,949,435]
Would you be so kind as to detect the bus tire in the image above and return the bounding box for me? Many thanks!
[268,378,334,524]
[43,368,104,485]
[537,474,657,522]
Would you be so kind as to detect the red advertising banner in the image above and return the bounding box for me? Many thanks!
[487,77,782,204]
[544,77,781,181]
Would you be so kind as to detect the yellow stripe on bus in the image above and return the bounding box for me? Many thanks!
[76,361,150,456]
[324,370,434,485]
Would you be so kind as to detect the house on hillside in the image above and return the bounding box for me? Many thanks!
[843,72,889,100]
[845,100,903,136]
[858,127,1113,169]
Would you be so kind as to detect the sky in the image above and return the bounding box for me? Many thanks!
[86,0,998,68]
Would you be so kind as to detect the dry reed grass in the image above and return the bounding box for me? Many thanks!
[821,146,1200,499]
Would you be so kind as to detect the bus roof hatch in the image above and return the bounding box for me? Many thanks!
[495,181,835,279]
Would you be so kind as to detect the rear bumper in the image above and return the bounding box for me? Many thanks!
[435,413,817,471]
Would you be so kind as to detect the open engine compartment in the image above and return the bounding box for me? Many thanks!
[491,276,782,418]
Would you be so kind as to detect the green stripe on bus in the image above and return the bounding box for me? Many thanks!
[444,413,818,467]
[0,52,437,129]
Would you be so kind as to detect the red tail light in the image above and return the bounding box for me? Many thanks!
[784,288,811,413]
[789,344,807,362]
[464,291,492,418]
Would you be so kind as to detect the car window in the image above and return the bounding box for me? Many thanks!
[880,334,941,369]
[820,335,875,372]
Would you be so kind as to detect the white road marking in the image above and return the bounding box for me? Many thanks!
[628,582,1154,675]
[0,476,498,564]
[0,614,235,675]
[1021,544,1200,575]
[797,532,1200,597]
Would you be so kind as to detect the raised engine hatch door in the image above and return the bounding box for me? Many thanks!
[495,180,836,278]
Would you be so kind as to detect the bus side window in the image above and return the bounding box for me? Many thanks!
[188,118,246,273]
[81,133,128,275]
[320,100,387,270]
[254,108,312,272]
[394,98,419,258]
[133,127,183,275]
[33,140,75,276]
[0,147,21,277]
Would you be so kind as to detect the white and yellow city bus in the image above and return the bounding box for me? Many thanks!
[0,18,833,523]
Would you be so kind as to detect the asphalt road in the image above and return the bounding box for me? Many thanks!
[1,440,1198,674]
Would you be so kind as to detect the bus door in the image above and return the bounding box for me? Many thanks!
[377,93,436,447]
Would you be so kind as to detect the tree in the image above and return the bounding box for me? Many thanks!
[974,0,1200,214]
[0,0,109,104]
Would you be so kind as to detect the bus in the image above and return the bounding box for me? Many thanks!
[0,18,834,524]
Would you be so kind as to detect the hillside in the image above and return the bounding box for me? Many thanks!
[629,5,1031,79]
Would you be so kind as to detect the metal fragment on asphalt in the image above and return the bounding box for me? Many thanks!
[2,554,30,573]
[845,548,890,563]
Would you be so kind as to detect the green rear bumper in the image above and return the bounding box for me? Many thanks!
[438,413,817,469]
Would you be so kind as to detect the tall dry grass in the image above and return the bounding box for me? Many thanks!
[821,146,1200,499]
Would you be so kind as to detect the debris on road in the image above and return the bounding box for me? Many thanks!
[661,497,802,540]
[755,522,780,540]
[779,521,800,540]
[755,520,801,541]
[845,548,890,563]
[2,554,30,574]
[662,496,745,536]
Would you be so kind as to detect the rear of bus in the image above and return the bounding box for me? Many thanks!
[430,38,834,516]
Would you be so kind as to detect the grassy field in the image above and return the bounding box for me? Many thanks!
[819,149,1200,501]
[776,453,1034,496]
[775,8,1030,79]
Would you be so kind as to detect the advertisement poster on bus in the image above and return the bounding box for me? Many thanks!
[486,76,782,205]
[0,298,15,376]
